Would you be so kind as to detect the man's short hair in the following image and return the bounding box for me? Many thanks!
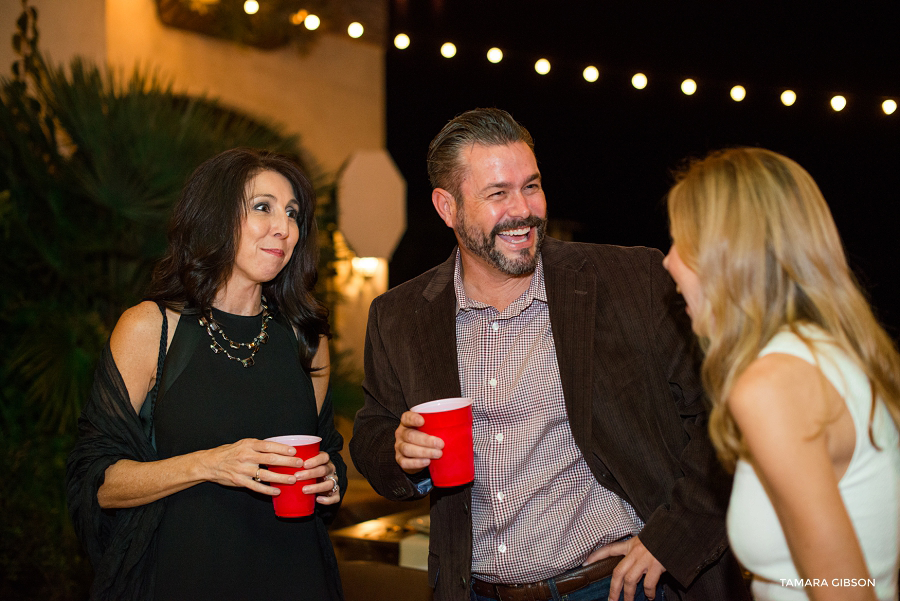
[427,108,535,202]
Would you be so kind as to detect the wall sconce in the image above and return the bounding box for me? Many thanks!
[351,257,380,279]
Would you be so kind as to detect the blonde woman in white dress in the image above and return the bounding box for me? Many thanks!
[663,147,900,601]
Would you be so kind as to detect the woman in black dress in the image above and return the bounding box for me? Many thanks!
[67,148,345,600]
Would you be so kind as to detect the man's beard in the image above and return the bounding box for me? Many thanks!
[456,204,547,276]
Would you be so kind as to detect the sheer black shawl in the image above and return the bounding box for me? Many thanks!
[65,343,163,600]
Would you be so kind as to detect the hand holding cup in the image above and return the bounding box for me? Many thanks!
[394,410,445,474]
[264,435,322,517]
[406,398,474,487]
[294,451,341,506]
[202,437,304,496]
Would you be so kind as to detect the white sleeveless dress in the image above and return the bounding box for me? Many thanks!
[727,326,900,601]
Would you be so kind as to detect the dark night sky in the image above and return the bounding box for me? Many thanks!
[384,1,900,337]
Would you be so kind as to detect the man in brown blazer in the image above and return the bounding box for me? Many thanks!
[350,108,748,601]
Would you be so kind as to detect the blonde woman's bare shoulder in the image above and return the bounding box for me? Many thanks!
[729,353,832,441]
[110,301,165,412]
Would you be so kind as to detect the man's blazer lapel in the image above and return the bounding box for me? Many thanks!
[543,239,595,447]
[413,251,462,404]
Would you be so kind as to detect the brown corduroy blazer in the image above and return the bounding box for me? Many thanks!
[350,238,749,601]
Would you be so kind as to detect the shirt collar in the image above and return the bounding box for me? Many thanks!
[453,248,547,316]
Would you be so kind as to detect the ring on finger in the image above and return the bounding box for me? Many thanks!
[325,474,339,494]
[252,467,261,482]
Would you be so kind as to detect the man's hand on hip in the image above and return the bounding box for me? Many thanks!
[584,536,665,601]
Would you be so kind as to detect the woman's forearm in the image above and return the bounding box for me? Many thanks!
[97,438,308,508]
[97,452,209,509]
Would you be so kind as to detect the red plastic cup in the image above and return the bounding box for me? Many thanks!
[264,435,321,517]
[410,397,474,487]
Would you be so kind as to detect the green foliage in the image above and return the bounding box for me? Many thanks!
[0,401,91,600]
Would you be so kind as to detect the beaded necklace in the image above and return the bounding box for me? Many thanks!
[199,296,273,368]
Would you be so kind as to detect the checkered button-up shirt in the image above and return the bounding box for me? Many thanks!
[454,252,643,584]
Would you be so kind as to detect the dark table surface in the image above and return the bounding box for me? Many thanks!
[330,507,429,565]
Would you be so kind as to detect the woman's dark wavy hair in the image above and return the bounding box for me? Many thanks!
[145,147,329,368]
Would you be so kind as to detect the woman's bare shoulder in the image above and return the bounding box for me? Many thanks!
[110,301,164,353]
[110,301,165,409]
[729,353,832,443]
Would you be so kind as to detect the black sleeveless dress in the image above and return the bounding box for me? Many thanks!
[153,308,329,600]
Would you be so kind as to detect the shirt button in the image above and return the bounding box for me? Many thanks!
[496,491,504,501]
[498,543,507,553]
[488,378,497,387]
[491,321,499,331]
[494,432,504,442]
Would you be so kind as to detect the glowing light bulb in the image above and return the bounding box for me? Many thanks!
[487,47,503,63]
[394,34,410,49]
[583,66,599,83]
[351,257,381,278]
[831,95,847,112]
[781,90,797,106]
[534,59,551,75]
[304,14,320,30]
[730,85,746,102]
[681,79,697,95]
[883,99,897,115]
[632,73,648,89]
[347,22,364,38]
[243,0,259,15]
[290,10,308,25]
[440,42,457,58]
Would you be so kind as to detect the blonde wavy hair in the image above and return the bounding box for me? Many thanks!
[667,147,900,470]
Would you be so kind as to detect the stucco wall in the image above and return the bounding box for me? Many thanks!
[1,0,385,175]
[106,0,384,175]
[0,0,107,69]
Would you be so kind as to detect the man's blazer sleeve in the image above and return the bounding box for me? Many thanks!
[349,296,427,501]
[635,252,733,587]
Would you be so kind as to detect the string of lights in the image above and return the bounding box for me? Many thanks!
[390,32,898,117]
[230,1,366,39]
[232,2,896,116]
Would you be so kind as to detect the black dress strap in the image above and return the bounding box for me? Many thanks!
[157,309,203,404]
[139,302,168,450]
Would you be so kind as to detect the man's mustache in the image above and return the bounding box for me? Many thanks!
[490,216,546,238]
